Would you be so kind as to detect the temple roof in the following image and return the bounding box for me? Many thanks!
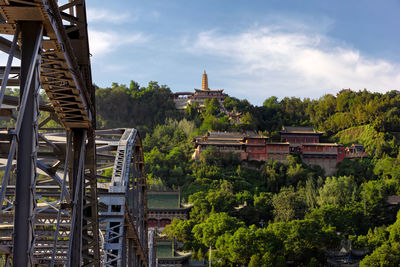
[245,132,268,139]
[194,131,268,145]
[172,92,194,96]
[280,126,323,135]
[208,131,246,136]
[147,192,182,210]
[156,240,191,260]
[194,88,224,93]
[156,241,174,258]
[196,140,244,146]
[387,195,400,205]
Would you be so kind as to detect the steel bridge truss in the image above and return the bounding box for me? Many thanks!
[0,0,148,266]
[99,129,148,267]
[0,126,149,266]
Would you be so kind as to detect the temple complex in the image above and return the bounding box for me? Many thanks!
[193,127,367,175]
[172,71,227,109]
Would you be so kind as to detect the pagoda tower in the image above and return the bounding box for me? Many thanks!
[202,70,208,90]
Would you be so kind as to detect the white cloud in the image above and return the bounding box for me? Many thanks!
[88,29,148,57]
[87,8,134,24]
[185,27,400,102]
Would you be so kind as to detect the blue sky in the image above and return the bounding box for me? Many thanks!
[86,0,400,105]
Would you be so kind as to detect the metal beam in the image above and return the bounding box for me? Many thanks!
[67,129,86,266]
[0,36,21,59]
[2,95,55,112]
[50,131,72,267]
[13,21,43,267]
[0,66,20,75]
[42,0,93,124]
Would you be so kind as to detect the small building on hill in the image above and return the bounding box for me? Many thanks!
[280,126,323,148]
[192,131,247,160]
[227,110,242,124]
[192,131,290,162]
[327,247,369,267]
[192,131,269,161]
[173,92,195,109]
[147,191,190,230]
[345,144,369,159]
[172,71,227,109]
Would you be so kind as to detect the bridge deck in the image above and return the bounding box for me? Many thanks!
[0,0,93,128]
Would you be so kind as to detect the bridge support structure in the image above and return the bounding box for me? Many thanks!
[0,0,148,266]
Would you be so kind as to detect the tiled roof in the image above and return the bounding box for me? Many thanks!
[208,131,246,137]
[196,141,244,146]
[194,131,268,144]
[147,192,181,209]
[194,88,224,92]
[387,195,400,205]
[155,240,192,260]
[281,126,323,134]
[156,241,174,258]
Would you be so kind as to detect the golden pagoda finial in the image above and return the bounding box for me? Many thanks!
[202,70,208,90]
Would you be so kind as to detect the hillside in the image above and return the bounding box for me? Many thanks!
[96,82,400,266]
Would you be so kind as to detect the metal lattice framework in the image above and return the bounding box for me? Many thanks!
[0,0,148,266]
[98,129,148,267]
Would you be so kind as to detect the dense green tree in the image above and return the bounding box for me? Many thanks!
[192,212,243,248]
[352,226,389,251]
[335,158,375,184]
[306,205,369,236]
[360,179,399,226]
[204,98,221,116]
[216,227,257,265]
[253,192,274,223]
[267,219,339,264]
[188,191,212,221]
[360,243,400,267]
[272,186,306,222]
[304,177,318,209]
[317,176,357,207]
[216,227,283,266]
[164,218,196,243]
[96,81,180,135]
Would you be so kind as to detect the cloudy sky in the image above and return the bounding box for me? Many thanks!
[86,0,400,105]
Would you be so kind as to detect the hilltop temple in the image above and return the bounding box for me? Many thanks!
[172,71,227,109]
